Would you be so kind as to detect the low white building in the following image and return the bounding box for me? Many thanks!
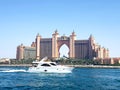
[0,58,10,64]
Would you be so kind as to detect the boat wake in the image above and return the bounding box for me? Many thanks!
[0,69,72,74]
[0,69,27,72]
[27,70,72,73]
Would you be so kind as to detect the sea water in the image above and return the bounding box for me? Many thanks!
[0,66,120,90]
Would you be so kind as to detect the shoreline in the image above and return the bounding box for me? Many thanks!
[0,64,120,68]
[67,65,120,69]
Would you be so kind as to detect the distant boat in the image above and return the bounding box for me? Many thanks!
[28,57,74,73]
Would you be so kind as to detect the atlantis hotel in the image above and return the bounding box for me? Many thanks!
[16,31,109,60]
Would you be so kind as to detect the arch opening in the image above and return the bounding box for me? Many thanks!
[59,44,69,58]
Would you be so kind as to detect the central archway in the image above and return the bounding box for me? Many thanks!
[52,31,75,59]
[59,44,69,57]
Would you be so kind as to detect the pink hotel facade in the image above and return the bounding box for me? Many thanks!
[16,31,109,60]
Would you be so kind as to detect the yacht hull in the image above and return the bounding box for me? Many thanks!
[28,66,73,73]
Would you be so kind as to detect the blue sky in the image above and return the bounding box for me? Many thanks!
[0,0,120,58]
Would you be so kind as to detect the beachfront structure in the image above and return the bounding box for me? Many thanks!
[94,57,120,65]
[16,44,36,60]
[0,58,10,64]
[16,31,109,60]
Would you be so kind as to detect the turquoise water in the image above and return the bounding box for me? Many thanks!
[0,66,120,90]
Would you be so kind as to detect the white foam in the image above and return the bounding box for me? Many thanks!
[1,69,27,72]
[27,69,72,73]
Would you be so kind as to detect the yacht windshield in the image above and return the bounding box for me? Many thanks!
[41,63,51,67]
[50,63,56,66]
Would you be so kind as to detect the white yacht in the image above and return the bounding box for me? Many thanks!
[28,57,74,73]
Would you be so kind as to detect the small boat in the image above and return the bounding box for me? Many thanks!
[28,57,74,73]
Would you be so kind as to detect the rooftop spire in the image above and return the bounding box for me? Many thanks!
[55,29,57,32]
[55,29,58,33]
[89,34,94,39]
[37,33,40,36]
[72,30,76,36]
[54,29,59,35]
[36,33,41,37]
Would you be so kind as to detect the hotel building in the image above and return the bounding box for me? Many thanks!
[16,31,109,60]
